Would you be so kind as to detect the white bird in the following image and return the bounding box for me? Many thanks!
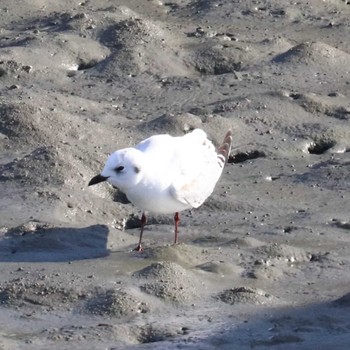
[89,128,232,251]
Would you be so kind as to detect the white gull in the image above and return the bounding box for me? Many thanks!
[89,128,232,251]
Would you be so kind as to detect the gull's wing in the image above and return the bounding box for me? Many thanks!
[170,129,232,208]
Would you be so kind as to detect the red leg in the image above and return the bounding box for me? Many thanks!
[174,212,180,244]
[134,212,146,252]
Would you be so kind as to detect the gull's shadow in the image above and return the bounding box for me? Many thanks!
[0,224,109,262]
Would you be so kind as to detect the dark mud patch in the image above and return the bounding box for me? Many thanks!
[77,59,99,71]
[331,219,350,231]
[307,139,336,154]
[228,150,266,164]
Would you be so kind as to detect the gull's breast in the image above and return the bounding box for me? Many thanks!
[125,184,190,214]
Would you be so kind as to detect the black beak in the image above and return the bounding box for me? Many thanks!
[88,174,109,186]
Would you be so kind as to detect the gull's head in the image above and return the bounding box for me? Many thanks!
[88,148,144,190]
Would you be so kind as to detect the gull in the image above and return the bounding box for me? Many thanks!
[88,129,232,251]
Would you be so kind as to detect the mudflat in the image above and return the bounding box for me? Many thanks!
[1,1,350,349]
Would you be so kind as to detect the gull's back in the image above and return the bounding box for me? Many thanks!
[133,129,229,210]
[169,129,226,208]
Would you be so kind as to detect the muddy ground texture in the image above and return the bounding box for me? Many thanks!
[1,0,350,349]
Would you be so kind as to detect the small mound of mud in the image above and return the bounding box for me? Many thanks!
[192,234,228,246]
[188,44,243,75]
[217,286,276,305]
[132,324,182,344]
[141,113,202,135]
[0,59,32,77]
[196,261,244,276]
[55,33,110,71]
[139,112,233,148]
[249,264,284,281]
[0,279,85,309]
[42,323,126,344]
[96,16,188,77]
[85,288,149,318]
[99,17,163,49]
[134,261,188,280]
[0,102,42,142]
[0,16,109,74]
[255,243,309,263]
[139,282,189,303]
[272,41,350,66]
[227,236,266,248]
[0,146,64,187]
[134,262,196,303]
[25,11,95,33]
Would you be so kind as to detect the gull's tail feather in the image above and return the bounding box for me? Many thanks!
[217,130,233,168]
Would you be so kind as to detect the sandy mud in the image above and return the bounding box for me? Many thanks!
[1,0,350,349]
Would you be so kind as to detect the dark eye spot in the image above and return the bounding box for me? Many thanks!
[134,166,140,174]
[115,166,124,172]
